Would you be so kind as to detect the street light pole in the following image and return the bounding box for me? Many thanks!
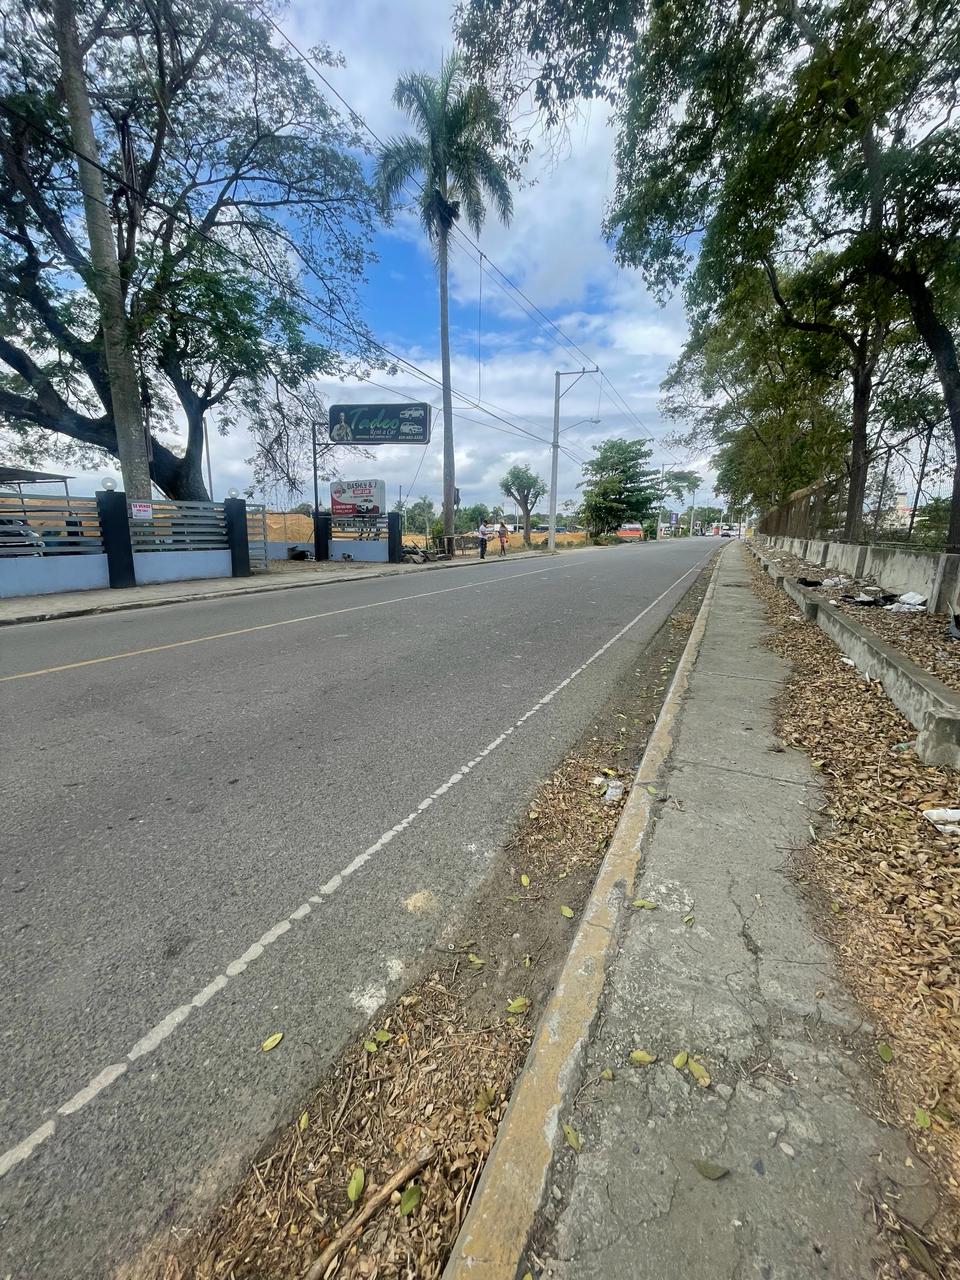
[549,366,598,552]
[549,371,561,553]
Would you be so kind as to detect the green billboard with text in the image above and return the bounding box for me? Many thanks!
[328,402,432,444]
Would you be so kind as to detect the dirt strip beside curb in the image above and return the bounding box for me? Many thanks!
[750,542,960,768]
[442,550,725,1280]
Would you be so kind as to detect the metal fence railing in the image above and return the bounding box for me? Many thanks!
[0,494,102,557]
[246,503,268,569]
[756,479,846,541]
[127,500,228,552]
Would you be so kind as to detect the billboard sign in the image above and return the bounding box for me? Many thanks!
[330,479,387,517]
[328,402,431,444]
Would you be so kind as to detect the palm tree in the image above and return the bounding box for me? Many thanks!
[376,54,513,554]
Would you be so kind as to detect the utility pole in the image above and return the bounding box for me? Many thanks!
[52,0,152,499]
[311,420,320,516]
[549,366,597,552]
[688,489,697,536]
[658,464,666,539]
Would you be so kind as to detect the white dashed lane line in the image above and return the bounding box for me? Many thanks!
[0,554,711,1179]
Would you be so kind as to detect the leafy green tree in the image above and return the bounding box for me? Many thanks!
[578,438,658,536]
[500,463,546,544]
[661,469,701,502]
[407,495,436,535]
[457,501,491,532]
[376,55,514,552]
[0,0,376,498]
[663,273,849,513]
[459,0,960,547]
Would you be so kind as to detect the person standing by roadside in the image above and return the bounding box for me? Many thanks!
[497,521,508,557]
[477,520,493,559]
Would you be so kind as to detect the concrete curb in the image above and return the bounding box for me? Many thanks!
[748,543,960,768]
[0,549,552,627]
[442,552,724,1280]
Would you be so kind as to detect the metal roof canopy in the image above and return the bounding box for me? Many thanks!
[0,465,73,496]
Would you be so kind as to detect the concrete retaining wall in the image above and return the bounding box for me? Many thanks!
[766,534,959,615]
[751,543,960,769]
[861,545,939,599]
[133,548,232,585]
[0,553,110,598]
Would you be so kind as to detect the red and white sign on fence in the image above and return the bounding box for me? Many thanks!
[330,479,386,517]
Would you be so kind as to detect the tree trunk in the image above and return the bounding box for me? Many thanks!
[898,266,960,552]
[51,0,152,500]
[437,225,456,556]
[151,440,210,500]
[844,363,871,542]
[521,501,531,546]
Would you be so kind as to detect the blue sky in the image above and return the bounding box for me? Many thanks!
[109,0,719,512]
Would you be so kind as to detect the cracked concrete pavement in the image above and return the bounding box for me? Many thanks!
[539,547,939,1280]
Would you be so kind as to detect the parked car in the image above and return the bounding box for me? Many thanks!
[0,515,44,555]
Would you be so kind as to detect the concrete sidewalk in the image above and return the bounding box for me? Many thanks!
[0,548,546,626]
[453,546,939,1279]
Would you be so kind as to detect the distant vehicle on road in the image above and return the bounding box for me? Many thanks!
[720,524,736,538]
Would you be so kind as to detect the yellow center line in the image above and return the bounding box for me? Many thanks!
[1,564,568,683]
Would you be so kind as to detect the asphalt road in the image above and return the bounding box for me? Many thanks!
[0,539,713,1277]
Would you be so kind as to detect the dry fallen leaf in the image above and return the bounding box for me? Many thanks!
[399,1183,422,1216]
[260,1032,283,1053]
[560,904,574,918]
[347,1166,365,1204]
[632,898,658,910]
[562,1123,582,1152]
[693,1159,730,1181]
[629,1049,657,1066]
[506,996,530,1015]
[672,1050,689,1070]
[687,1058,711,1088]
[474,1085,496,1114]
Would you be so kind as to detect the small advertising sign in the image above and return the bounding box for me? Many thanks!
[130,502,153,520]
[330,479,387,517]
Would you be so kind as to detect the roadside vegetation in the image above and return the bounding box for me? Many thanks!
[459,0,960,545]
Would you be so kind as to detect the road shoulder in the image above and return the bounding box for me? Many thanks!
[447,544,941,1280]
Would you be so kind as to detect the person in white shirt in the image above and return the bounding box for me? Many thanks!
[477,521,493,559]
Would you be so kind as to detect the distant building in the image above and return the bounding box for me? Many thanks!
[886,491,912,529]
